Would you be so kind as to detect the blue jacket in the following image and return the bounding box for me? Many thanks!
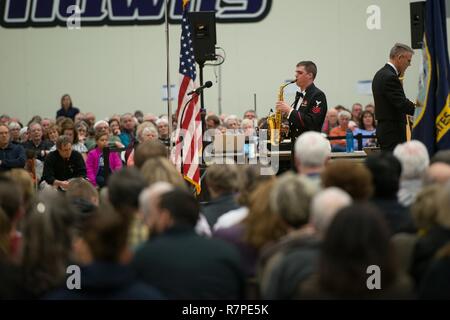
[0,143,26,172]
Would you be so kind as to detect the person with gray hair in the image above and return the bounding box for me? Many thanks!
[258,172,321,299]
[372,43,418,151]
[310,187,352,236]
[8,122,21,144]
[329,110,352,152]
[394,140,430,207]
[294,131,331,189]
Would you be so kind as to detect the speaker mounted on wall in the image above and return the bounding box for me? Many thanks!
[410,1,426,49]
[188,11,217,64]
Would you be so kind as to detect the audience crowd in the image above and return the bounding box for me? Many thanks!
[0,94,449,300]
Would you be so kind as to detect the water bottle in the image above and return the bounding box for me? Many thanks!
[345,129,354,153]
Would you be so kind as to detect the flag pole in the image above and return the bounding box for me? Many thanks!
[165,0,173,156]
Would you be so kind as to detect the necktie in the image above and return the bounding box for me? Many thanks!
[293,91,304,109]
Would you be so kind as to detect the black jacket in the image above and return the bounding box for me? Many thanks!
[132,225,244,299]
[372,64,415,122]
[45,262,164,300]
[288,83,327,141]
[42,149,86,185]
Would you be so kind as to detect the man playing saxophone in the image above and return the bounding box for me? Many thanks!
[276,61,328,146]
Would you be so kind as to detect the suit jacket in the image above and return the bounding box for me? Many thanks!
[288,83,327,141]
[372,64,415,123]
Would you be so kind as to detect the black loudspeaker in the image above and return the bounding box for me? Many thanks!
[188,11,216,64]
[410,2,426,49]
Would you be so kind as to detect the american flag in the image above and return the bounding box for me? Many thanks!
[172,0,202,194]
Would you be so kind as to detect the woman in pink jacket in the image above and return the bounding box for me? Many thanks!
[86,132,122,188]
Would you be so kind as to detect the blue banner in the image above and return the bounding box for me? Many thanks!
[412,0,450,156]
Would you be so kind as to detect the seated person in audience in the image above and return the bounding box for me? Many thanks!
[202,164,240,227]
[0,207,25,299]
[329,110,352,152]
[365,103,375,115]
[156,118,170,146]
[411,182,450,288]
[108,168,150,249]
[294,131,331,187]
[352,110,377,150]
[241,119,255,137]
[321,108,339,135]
[47,205,164,300]
[214,180,287,278]
[86,132,122,188]
[22,122,53,161]
[21,192,77,299]
[321,160,373,201]
[258,173,319,299]
[85,120,109,151]
[365,153,415,235]
[0,124,26,172]
[108,118,124,148]
[133,140,167,169]
[66,178,99,215]
[74,121,89,145]
[134,187,244,299]
[8,122,22,145]
[49,126,88,160]
[41,135,86,190]
[206,114,221,130]
[393,140,429,207]
[45,124,60,146]
[214,164,273,231]
[127,123,159,167]
[300,204,412,299]
[224,115,240,134]
[119,113,137,148]
[0,177,25,264]
[350,103,363,127]
[84,112,96,129]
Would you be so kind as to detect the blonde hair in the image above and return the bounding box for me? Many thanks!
[140,157,187,190]
[243,180,288,249]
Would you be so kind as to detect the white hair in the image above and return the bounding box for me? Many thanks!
[394,140,430,180]
[156,118,168,126]
[139,182,174,219]
[294,131,331,168]
[310,187,352,234]
[241,118,254,128]
[93,120,109,130]
[337,110,351,120]
[8,121,20,130]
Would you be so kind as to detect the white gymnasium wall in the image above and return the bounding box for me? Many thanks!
[0,0,448,122]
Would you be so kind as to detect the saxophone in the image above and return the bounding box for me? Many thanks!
[268,80,295,145]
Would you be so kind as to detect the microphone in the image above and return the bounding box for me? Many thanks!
[187,81,213,95]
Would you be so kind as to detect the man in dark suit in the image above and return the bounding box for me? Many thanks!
[372,43,417,151]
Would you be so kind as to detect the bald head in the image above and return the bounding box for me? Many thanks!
[424,162,450,185]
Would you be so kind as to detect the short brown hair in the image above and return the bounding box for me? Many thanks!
[134,140,168,169]
[205,164,238,195]
[322,161,373,201]
[82,204,130,262]
[297,61,317,79]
